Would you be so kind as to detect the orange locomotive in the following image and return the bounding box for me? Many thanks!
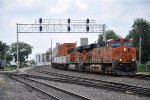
[52,38,137,76]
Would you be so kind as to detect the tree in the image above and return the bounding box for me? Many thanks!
[126,18,150,63]
[0,41,13,63]
[98,30,121,42]
[11,42,33,67]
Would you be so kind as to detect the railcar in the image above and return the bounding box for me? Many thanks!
[52,38,137,76]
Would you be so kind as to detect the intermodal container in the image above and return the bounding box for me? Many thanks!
[58,43,76,56]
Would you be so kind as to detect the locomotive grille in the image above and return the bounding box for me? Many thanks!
[121,52,132,61]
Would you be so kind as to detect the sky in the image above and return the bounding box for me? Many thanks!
[0,0,150,59]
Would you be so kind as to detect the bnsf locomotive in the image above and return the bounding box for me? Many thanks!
[52,38,137,76]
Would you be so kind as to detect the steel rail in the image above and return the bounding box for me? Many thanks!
[6,73,90,100]
[36,67,150,81]
[33,68,150,97]
[7,74,59,100]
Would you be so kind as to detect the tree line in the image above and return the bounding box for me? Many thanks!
[0,42,32,67]
[98,18,150,64]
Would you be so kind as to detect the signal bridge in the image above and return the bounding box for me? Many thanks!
[17,18,105,33]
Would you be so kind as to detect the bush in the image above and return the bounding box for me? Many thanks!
[4,65,17,71]
[11,65,17,68]
[137,64,146,72]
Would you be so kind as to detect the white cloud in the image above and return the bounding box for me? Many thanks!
[14,0,36,7]
[50,0,71,14]
[75,0,87,11]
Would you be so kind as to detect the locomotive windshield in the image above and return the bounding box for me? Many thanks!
[123,42,133,47]
[111,41,133,47]
[111,42,121,47]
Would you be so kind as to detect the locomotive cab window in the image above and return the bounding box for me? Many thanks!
[123,42,133,47]
[111,42,121,48]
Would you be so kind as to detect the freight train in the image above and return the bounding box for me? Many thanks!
[52,38,137,76]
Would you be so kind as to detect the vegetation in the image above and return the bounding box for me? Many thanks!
[126,18,150,63]
[0,41,33,69]
[98,30,121,42]
[138,72,150,75]
[137,64,146,72]
[11,42,33,67]
[4,65,16,71]
[0,41,13,62]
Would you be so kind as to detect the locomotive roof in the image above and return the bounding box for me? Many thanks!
[106,38,132,42]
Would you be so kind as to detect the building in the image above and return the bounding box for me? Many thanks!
[80,38,88,46]
[35,48,52,66]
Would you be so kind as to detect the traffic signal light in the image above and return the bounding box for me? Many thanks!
[67,26,70,31]
[67,18,70,31]
[86,18,89,31]
[40,26,42,32]
[68,18,70,23]
[86,26,89,31]
[39,18,42,23]
[86,18,89,23]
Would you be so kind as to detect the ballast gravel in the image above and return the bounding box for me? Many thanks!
[0,74,52,100]
[31,66,150,88]
[31,77,149,100]
[25,66,150,100]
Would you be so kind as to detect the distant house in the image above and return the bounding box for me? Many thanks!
[10,61,17,66]
[0,59,5,68]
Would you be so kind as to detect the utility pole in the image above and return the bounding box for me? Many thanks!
[76,41,77,47]
[16,23,19,73]
[4,44,6,67]
[139,38,141,67]
[51,38,52,65]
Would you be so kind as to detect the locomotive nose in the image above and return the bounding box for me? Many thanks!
[123,47,127,51]
[128,48,130,52]
[124,47,130,52]
[116,46,133,62]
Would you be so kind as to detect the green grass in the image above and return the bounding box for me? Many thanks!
[4,66,16,71]
[137,64,146,72]
[137,72,150,75]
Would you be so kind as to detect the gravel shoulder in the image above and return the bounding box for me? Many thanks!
[0,74,50,100]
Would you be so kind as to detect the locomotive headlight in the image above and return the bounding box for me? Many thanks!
[119,59,122,61]
[132,59,134,61]
[124,48,127,51]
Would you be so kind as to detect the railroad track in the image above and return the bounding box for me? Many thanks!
[134,74,150,80]
[36,66,150,80]
[32,68,150,98]
[6,73,90,100]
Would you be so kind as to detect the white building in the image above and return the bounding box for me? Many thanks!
[35,49,52,66]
